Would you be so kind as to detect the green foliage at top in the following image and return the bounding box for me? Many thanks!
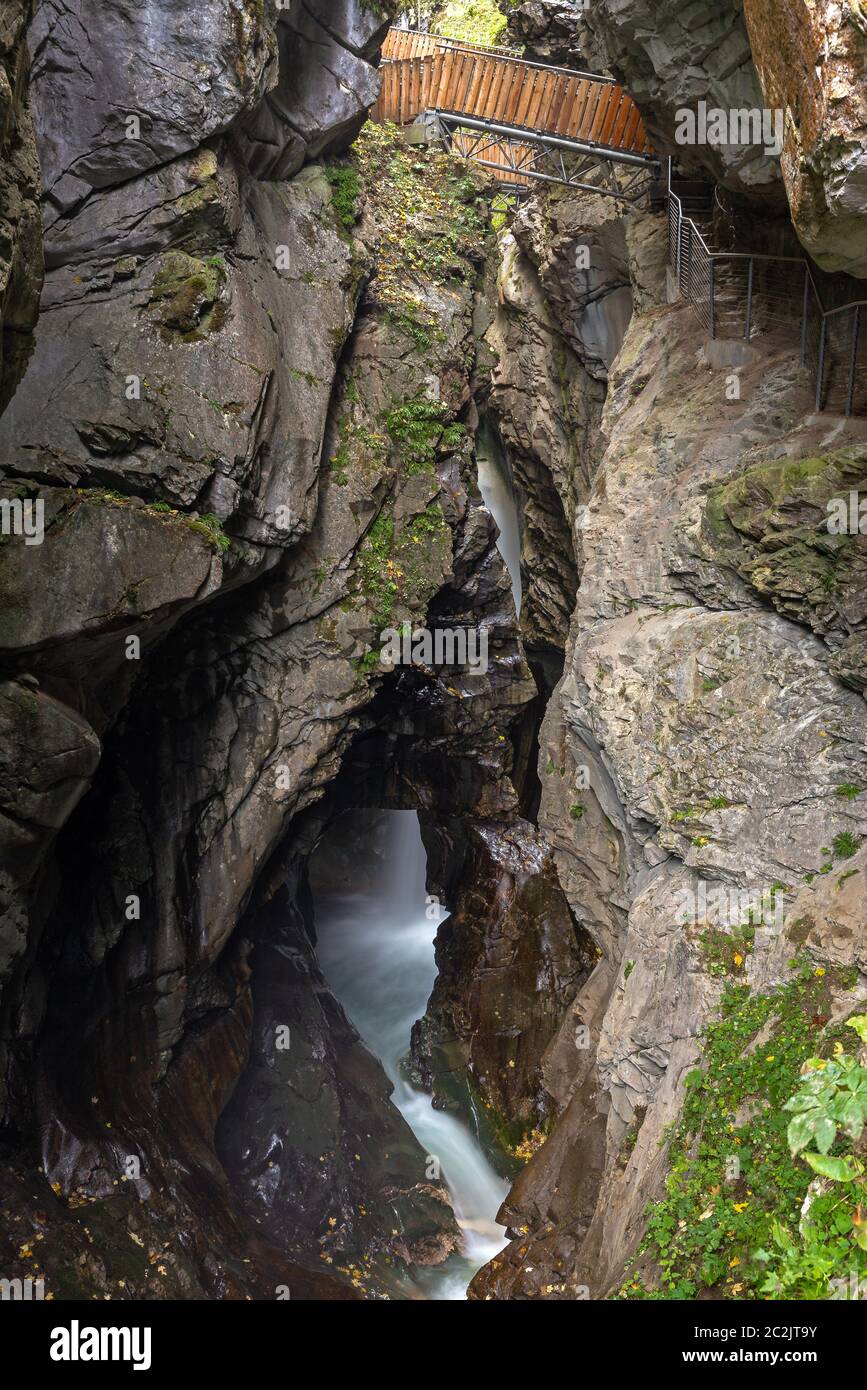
[432,0,508,47]
[619,967,864,1300]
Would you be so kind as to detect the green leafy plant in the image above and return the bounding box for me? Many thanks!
[754,1016,867,1298]
[620,973,863,1300]
[382,398,449,475]
[187,512,230,551]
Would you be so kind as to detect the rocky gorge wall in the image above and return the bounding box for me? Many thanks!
[0,0,866,1306]
[0,0,590,1300]
[471,218,867,1296]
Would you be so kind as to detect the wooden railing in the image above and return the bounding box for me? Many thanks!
[381,28,520,61]
[373,29,652,160]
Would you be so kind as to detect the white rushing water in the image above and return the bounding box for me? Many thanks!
[476,422,522,617]
[314,810,509,1300]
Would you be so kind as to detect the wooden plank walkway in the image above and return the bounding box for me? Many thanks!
[373,28,653,162]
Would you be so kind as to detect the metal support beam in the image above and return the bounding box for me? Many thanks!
[436,110,659,169]
[434,111,658,200]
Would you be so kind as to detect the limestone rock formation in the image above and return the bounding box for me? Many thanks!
[412,817,595,1167]
[28,0,277,215]
[502,0,589,67]
[470,196,867,1300]
[235,0,397,179]
[1,0,867,1312]
[509,186,634,381]
[743,0,867,276]
[583,0,783,196]
[0,0,538,1282]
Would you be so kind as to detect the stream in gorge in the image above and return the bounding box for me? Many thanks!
[313,433,523,1299]
[477,421,522,616]
[314,810,510,1300]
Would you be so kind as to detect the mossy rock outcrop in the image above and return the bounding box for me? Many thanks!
[699,447,867,693]
[149,249,227,340]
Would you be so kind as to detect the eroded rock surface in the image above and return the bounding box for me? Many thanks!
[235,0,396,179]
[503,0,589,67]
[470,191,867,1300]
[0,62,540,1289]
[413,818,594,1168]
[583,0,783,196]
[0,0,42,411]
[2,0,867,1308]
[744,0,867,277]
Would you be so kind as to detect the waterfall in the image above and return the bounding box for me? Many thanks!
[476,420,522,616]
[314,810,509,1300]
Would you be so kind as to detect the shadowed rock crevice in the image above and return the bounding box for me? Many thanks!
[0,0,43,413]
[1,0,866,1308]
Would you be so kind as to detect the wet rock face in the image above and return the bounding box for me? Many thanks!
[510,186,634,382]
[0,164,362,1078]
[0,67,542,1288]
[0,0,384,1134]
[28,0,276,215]
[413,818,595,1168]
[0,0,381,1040]
[0,167,358,534]
[218,867,462,1275]
[743,0,867,277]
[482,190,667,659]
[503,0,589,67]
[483,228,592,654]
[235,0,396,179]
[583,0,783,196]
[0,0,42,412]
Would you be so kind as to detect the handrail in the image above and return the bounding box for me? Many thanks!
[374,28,653,161]
[386,26,617,82]
[669,192,803,264]
[436,110,657,169]
[388,26,521,57]
[426,46,618,84]
[667,184,867,416]
[819,294,867,318]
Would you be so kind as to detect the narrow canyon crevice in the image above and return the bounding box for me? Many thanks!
[1,0,867,1312]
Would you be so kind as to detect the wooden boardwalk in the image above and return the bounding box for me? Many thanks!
[373,27,654,183]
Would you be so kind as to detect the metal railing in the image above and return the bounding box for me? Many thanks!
[667,184,867,416]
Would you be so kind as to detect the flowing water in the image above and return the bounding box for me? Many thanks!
[312,432,523,1298]
[476,421,522,617]
[314,811,510,1300]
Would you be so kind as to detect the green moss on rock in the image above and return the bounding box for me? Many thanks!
[149,250,227,340]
